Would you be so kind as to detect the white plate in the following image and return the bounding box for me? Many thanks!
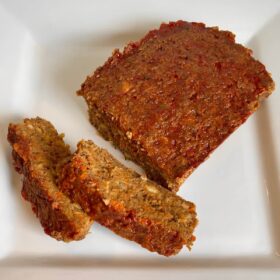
[0,0,280,279]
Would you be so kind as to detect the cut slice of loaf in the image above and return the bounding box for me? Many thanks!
[59,140,198,256]
[7,118,92,241]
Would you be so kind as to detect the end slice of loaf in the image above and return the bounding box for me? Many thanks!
[7,117,92,241]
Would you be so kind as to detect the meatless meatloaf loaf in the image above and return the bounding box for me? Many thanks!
[78,20,275,192]
[59,140,197,256]
[8,118,92,241]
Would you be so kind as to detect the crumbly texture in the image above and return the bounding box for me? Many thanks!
[78,20,275,192]
[59,140,197,256]
[7,118,92,241]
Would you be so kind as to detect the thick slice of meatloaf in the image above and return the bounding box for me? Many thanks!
[78,20,275,192]
[59,140,197,256]
[7,118,92,241]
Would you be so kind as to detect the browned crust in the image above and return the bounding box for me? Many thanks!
[59,140,197,256]
[7,118,92,241]
[78,20,275,192]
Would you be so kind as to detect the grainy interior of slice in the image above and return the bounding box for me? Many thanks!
[79,140,196,233]
[60,140,197,255]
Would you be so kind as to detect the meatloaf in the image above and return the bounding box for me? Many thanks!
[59,140,197,256]
[7,118,92,241]
[78,20,275,192]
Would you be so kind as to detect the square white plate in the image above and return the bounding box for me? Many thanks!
[0,0,280,279]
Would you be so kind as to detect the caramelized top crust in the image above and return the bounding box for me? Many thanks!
[79,21,275,184]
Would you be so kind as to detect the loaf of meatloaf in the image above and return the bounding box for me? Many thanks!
[59,140,197,256]
[7,118,92,241]
[78,20,275,192]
